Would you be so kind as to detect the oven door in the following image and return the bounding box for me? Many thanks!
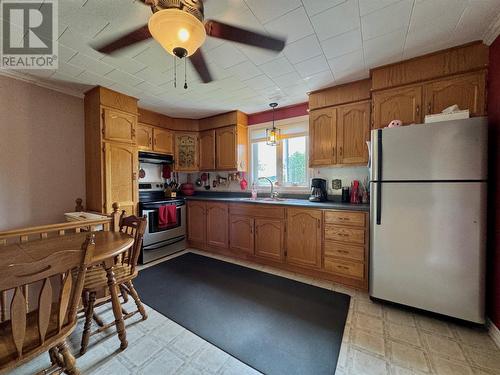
[141,202,186,247]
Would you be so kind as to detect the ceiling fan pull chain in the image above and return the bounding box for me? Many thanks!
[184,58,188,89]
[173,55,177,88]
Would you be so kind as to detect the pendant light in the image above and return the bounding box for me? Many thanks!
[266,102,280,146]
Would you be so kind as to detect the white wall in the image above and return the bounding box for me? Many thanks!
[0,75,85,230]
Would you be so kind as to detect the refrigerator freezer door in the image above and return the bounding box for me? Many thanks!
[371,117,488,181]
[370,181,486,323]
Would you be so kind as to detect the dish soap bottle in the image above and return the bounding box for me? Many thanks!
[251,181,258,200]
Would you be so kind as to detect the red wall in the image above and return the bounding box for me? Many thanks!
[488,36,500,328]
[248,102,308,125]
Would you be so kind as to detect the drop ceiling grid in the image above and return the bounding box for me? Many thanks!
[2,0,498,118]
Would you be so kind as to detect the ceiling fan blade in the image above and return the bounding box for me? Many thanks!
[94,24,152,54]
[205,20,285,52]
[190,49,213,83]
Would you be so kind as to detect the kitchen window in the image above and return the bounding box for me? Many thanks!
[249,117,309,189]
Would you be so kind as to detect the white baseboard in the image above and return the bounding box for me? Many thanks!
[487,318,500,349]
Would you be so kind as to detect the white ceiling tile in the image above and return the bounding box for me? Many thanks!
[335,69,370,85]
[264,7,314,44]
[363,28,406,68]
[243,75,277,90]
[321,29,363,59]
[133,44,174,72]
[294,55,330,78]
[328,49,365,74]
[237,44,283,66]
[77,71,116,87]
[361,0,413,40]
[58,28,105,60]
[302,0,347,17]
[134,67,173,86]
[68,53,114,76]
[100,55,147,75]
[111,83,144,98]
[311,0,360,41]
[272,71,305,89]
[244,0,302,24]
[358,0,401,16]
[56,62,85,77]
[207,44,247,69]
[284,35,322,64]
[259,57,295,78]
[58,45,78,63]
[134,81,168,96]
[227,61,262,81]
[404,24,453,55]
[455,1,500,39]
[409,0,468,34]
[59,7,109,39]
[105,69,144,87]
[304,70,335,91]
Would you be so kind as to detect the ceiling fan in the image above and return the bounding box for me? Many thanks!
[93,0,286,84]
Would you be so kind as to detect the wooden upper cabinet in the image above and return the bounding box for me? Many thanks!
[254,219,284,262]
[216,126,237,170]
[229,215,254,255]
[337,101,370,165]
[206,202,229,249]
[285,208,322,268]
[174,132,198,172]
[423,71,486,117]
[199,130,216,171]
[102,108,137,144]
[103,142,138,215]
[187,201,206,244]
[153,128,173,154]
[137,123,153,151]
[372,85,422,129]
[309,107,337,167]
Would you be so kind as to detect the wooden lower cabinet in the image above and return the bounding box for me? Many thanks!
[103,142,138,215]
[285,208,322,268]
[254,219,284,262]
[229,215,254,254]
[186,201,369,290]
[206,202,229,249]
[187,201,206,244]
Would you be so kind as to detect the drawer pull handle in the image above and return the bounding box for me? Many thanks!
[339,217,350,221]
[338,250,349,254]
[337,233,348,237]
[337,265,349,270]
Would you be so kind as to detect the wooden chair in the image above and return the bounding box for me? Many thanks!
[0,234,95,375]
[79,213,147,354]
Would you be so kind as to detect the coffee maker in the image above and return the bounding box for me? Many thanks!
[309,178,328,202]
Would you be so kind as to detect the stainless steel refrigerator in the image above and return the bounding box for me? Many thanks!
[369,117,488,323]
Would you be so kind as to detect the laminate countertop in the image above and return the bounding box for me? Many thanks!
[183,195,370,212]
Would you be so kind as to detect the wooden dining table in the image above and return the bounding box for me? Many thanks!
[1,231,134,350]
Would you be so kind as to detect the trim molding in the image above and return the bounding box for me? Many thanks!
[0,69,84,98]
[487,318,500,349]
[484,12,500,45]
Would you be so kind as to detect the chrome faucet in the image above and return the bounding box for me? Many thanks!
[258,177,278,199]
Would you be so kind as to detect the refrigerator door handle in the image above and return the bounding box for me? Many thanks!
[376,130,382,225]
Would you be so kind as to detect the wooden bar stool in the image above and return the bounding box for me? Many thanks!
[79,213,147,354]
[0,234,95,375]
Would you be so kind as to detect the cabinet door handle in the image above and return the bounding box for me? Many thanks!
[149,137,152,146]
[332,146,335,156]
[317,219,321,229]
[416,105,420,116]
[339,146,343,156]
[427,103,431,114]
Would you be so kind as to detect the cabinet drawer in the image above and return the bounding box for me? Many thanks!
[324,225,365,245]
[324,258,364,279]
[324,241,364,262]
[324,211,365,227]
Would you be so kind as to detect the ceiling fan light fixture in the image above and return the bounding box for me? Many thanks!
[148,9,206,57]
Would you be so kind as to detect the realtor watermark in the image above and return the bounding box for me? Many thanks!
[1,0,58,69]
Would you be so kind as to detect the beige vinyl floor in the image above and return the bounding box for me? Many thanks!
[12,249,500,375]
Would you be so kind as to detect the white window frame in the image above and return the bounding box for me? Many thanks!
[248,115,311,193]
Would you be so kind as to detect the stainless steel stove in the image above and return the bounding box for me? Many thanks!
[138,182,186,264]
